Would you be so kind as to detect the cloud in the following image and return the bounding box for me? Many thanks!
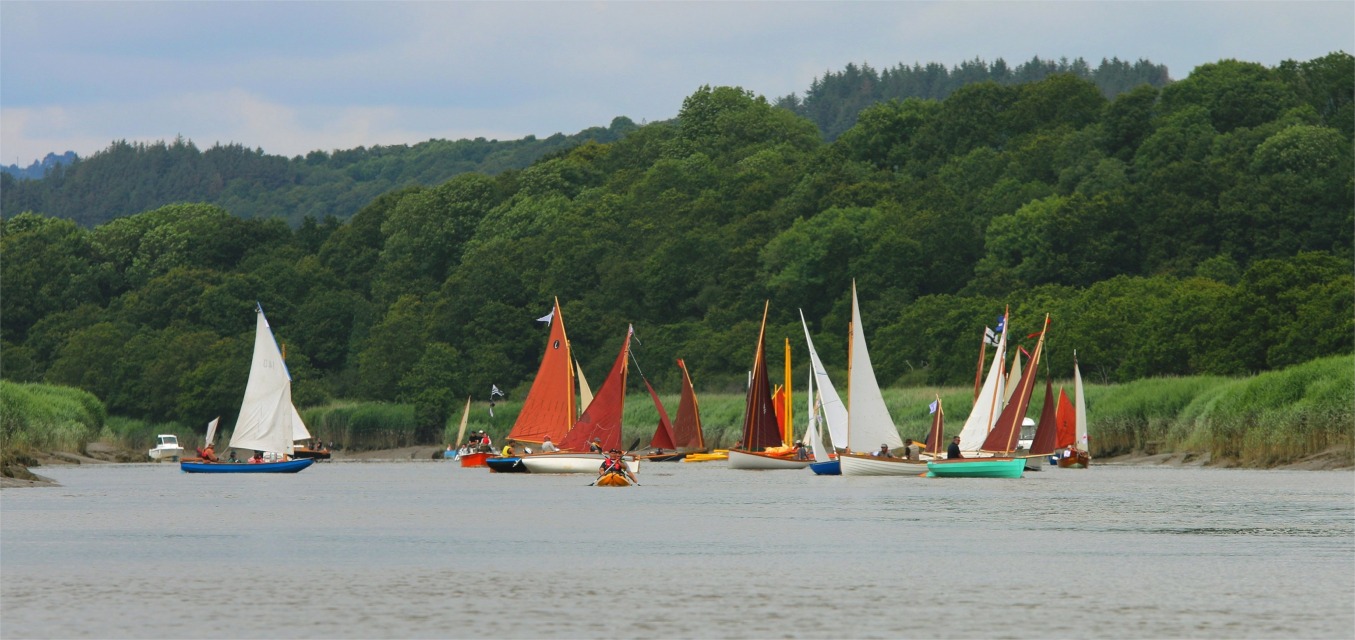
[2,1,1352,164]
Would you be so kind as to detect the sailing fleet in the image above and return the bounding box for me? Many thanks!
[182,288,1092,481]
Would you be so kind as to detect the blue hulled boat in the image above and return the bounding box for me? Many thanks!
[181,458,315,474]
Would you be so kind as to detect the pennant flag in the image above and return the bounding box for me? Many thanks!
[1026,331,1042,339]
[491,384,504,398]
[536,309,554,324]
[1019,345,1032,358]
[984,326,999,346]
[929,399,939,415]
[628,324,641,345]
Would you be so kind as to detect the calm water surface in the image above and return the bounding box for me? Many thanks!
[2,461,1352,639]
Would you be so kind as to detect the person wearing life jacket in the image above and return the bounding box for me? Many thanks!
[598,449,636,484]
[200,442,219,463]
[501,439,516,457]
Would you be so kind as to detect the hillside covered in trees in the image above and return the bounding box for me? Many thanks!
[0,120,638,229]
[2,53,1351,439]
[3,56,1172,231]
[777,55,1172,139]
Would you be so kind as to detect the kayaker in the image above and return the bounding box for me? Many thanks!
[598,449,637,484]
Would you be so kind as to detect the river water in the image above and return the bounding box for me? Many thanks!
[1,461,1352,639]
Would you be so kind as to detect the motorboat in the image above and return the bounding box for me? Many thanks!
[148,434,185,462]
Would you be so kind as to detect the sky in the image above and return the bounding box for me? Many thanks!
[2,1,1351,166]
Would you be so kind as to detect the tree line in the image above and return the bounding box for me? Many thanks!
[2,53,1351,440]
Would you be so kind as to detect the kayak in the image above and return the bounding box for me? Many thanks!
[595,472,632,487]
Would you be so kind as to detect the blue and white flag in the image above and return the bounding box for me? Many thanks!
[994,315,1005,334]
[928,399,939,415]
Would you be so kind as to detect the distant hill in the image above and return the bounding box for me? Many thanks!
[0,120,638,228]
[2,55,1172,227]
[2,151,79,180]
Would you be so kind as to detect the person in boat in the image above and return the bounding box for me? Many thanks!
[541,436,559,452]
[500,439,516,457]
[948,436,964,459]
[733,439,744,451]
[228,450,239,463]
[249,451,265,464]
[588,437,604,453]
[794,441,809,460]
[200,442,219,463]
[872,444,893,458]
[598,449,637,484]
[903,439,920,461]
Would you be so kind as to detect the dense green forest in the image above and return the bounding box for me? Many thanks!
[777,55,1172,139]
[2,56,1170,230]
[0,119,638,228]
[2,53,1351,444]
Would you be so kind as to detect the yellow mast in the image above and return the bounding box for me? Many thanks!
[783,337,793,446]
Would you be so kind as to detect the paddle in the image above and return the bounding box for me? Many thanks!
[588,437,644,486]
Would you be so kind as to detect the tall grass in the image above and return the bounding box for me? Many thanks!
[303,402,418,450]
[1,381,105,454]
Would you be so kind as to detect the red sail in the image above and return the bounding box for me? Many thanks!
[507,299,577,445]
[644,379,677,450]
[1027,380,1060,455]
[981,315,1048,454]
[741,302,783,452]
[559,330,630,453]
[1054,387,1076,449]
[672,359,705,451]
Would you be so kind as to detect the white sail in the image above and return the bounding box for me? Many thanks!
[805,368,830,462]
[1074,360,1088,452]
[1004,348,1023,404]
[957,311,1008,453]
[576,360,594,413]
[205,417,219,446]
[799,309,848,450]
[291,405,312,442]
[846,282,904,453]
[228,307,301,456]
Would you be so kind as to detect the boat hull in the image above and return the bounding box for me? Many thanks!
[726,449,813,470]
[925,457,1025,478]
[683,450,728,462]
[148,447,184,462]
[518,452,639,474]
[1058,450,1091,469]
[595,472,632,487]
[180,458,315,474]
[292,447,331,460]
[809,460,841,475]
[459,452,491,468]
[486,457,529,473]
[839,453,927,476]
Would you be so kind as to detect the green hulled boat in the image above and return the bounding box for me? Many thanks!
[925,457,1026,478]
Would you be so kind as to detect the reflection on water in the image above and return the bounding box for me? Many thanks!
[2,462,1352,638]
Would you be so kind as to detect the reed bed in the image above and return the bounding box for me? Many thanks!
[303,402,418,450]
[7,355,1350,467]
[1,381,105,455]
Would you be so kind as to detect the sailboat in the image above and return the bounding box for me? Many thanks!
[1057,356,1092,468]
[181,305,315,473]
[481,299,576,472]
[837,282,916,476]
[927,315,1049,478]
[728,302,811,470]
[519,326,640,474]
[801,309,846,475]
[954,308,1009,456]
